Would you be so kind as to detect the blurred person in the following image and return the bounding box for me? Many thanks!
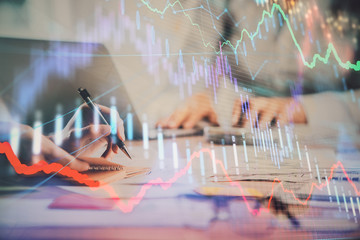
[158,0,360,131]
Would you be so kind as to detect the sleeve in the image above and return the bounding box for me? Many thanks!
[300,90,360,128]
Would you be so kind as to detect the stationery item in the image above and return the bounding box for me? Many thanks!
[73,156,150,185]
[78,87,132,159]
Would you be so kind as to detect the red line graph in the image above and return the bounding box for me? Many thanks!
[0,142,100,187]
[1,141,359,214]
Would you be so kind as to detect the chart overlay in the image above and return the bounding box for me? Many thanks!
[142,0,360,71]
[1,141,359,214]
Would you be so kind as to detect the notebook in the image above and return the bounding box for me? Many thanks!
[18,156,150,186]
[75,156,151,185]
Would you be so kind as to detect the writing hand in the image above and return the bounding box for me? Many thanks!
[10,124,91,172]
[59,103,125,161]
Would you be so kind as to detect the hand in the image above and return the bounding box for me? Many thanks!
[59,103,125,161]
[232,97,307,128]
[1,103,125,172]
[11,124,91,172]
[157,93,218,129]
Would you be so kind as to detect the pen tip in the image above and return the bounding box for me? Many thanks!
[121,146,132,160]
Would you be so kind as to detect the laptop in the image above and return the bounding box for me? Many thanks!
[0,37,202,140]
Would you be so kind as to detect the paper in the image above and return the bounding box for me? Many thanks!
[61,157,151,185]
[208,147,336,184]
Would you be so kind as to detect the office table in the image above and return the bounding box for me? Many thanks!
[0,136,360,239]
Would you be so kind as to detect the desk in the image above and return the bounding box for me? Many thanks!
[0,136,360,239]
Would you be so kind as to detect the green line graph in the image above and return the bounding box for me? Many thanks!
[141,0,360,71]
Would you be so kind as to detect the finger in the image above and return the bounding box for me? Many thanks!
[277,110,289,125]
[156,116,171,128]
[78,124,112,143]
[112,144,119,154]
[101,138,115,160]
[241,101,257,129]
[166,107,190,129]
[93,104,125,141]
[110,110,125,142]
[70,124,111,140]
[69,124,112,157]
[248,98,272,128]
[90,124,112,137]
[51,147,90,172]
[79,124,119,159]
[262,100,282,127]
[76,104,125,141]
[253,111,262,128]
[67,158,90,172]
[250,110,262,129]
[208,108,218,125]
[183,112,204,129]
[39,136,89,172]
[232,99,242,126]
[270,117,277,127]
[259,111,275,128]
[115,114,125,142]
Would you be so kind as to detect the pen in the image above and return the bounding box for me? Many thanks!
[77,87,132,159]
